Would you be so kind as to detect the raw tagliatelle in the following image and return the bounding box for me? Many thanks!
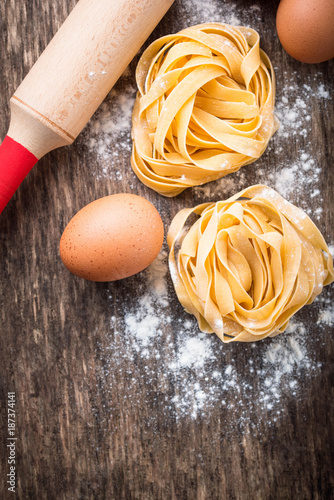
[131,23,279,197]
[167,185,334,342]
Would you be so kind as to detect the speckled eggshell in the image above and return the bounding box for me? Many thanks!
[276,0,334,63]
[59,194,164,281]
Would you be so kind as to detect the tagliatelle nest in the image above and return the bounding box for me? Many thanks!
[167,185,334,342]
[131,23,279,197]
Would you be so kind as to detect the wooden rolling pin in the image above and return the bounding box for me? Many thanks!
[0,0,174,213]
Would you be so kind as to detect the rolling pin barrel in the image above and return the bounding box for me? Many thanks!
[0,0,174,213]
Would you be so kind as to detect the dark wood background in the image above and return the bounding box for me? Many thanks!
[1,0,333,499]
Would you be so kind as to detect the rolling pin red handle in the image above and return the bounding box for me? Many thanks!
[0,136,38,213]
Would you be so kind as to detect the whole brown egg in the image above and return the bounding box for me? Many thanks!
[276,0,334,63]
[59,193,164,282]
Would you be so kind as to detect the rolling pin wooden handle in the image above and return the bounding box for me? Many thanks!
[0,0,175,213]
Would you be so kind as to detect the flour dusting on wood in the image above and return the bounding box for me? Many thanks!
[88,245,334,430]
[80,0,334,431]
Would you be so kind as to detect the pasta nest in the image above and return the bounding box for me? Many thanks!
[131,23,279,197]
[167,185,334,342]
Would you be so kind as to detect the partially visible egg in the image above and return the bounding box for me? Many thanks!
[60,194,164,281]
[276,0,334,63]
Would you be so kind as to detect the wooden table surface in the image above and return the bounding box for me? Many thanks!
[1,1,333,499]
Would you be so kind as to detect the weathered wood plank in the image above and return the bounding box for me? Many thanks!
[1,0,333,499]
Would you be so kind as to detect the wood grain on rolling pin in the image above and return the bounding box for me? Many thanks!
[9,0,174,156]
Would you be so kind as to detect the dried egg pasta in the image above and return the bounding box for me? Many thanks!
[131,23,279,196]
[167,185,334,342]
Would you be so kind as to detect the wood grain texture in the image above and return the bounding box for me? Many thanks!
[1,1,333,499]
[11,0,174,149]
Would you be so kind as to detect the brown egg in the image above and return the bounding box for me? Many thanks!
[276,0,334,63]
[59,194,164,281]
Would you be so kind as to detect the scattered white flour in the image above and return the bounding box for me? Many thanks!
[180,0,241,26]
[264,323,307,373]
[82,78,136,180]
[171,335,215,370]
[268,73,331,218]
[81,0,333,430]
[317,308,334,326]
[89,245,333,429]
[316,293,334,326]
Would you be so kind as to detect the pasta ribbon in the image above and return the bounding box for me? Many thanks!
[131,24,279,196]
[167,185,334,342]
